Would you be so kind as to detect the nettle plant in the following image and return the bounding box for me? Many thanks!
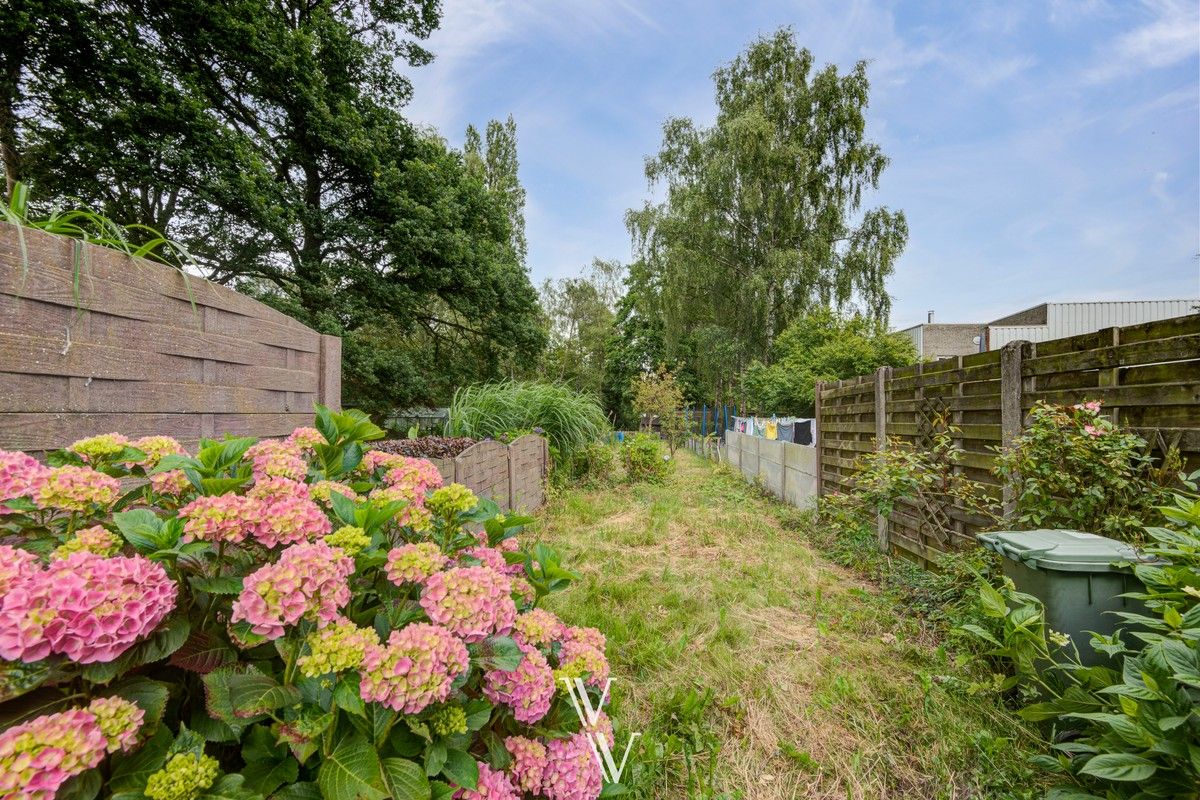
[993,401,1179,541]
[0,406,618,800]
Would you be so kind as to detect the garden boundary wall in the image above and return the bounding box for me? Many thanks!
[691,430,818,509]
[817,312,1200,565]
[0,224,340,454]
[407,434,549,513]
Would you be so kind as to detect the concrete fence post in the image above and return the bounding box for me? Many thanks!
[874,366,890,553]
[1000,340,1028,518]
[318,334,342,410]
[813,380,824,496]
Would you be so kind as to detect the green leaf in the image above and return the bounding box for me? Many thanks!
[478,636,522,672]
[202,666,266,734]
[1078,753,1158,782]
[227,671,302,717]
[330,491,359,526]
[599,784,631,797]
[190,575,245,595]
[318,732,387,800]
[424,741,447,777]
[440,749,477,790]
[463,699,492,731]
[57,769,102,800]
[429,782,454,800]
[112,509,170,552]
[198,774,261,800]
[380,758,430,800]
[333,676,366,718]
[271,783,322,800]
[169,629,237,674]
[242,755,299,796]
[109,724,173,792]
[109,677,171,731]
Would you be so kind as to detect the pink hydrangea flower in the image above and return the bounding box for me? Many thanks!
[505,735,548,794]
[583,710,615,747]
[510,578,536,608]
[35,466,121,512]
[86,696,144,753]
[0,552,176,664]
[560,626,606,652]
[286,427,325,451]
[420,566,517,643]
[0,450,51,513]
[452,761,518,800]
[512,609,563,648]
[463,545,509,574]
[231,542,354,639]
[149,469,191,497]
[1083,424,1103,437]
[386,543,449,585]
[370,484,432,531]
[0,545,41,593]
[541,734,603,800]
[245,439,307,481]
[51,525,122,559]
[557,639,610,689]
[358,450,408,474]
[483,642,556,723]
[179,494,262,544]
[246,481,331,548]
[0,708,107,800]
[384,457,444,495]
[358,623,469,714]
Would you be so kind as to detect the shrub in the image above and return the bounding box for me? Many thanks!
[447,381,610,467]
[622,434,669,484]
[0,406,616,800]
[958,478,1200,797]
[630,368,689,456]
[565,442,618,488]
[993,400,1178,540]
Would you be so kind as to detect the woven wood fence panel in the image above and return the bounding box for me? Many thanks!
[0,224,340,454]
[454,440,511,509]
[819,313,1200,565]
[508,434,548,512]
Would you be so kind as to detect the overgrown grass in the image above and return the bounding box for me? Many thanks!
[531,452,1048,799]
[446,381,610,466]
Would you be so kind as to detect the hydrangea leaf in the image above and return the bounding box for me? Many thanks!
[439,749,477,790]
[380,758,429,800]
[110,677,171,731]
[318,732,387,800]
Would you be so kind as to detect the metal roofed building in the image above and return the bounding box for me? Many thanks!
[985,300,1199,349]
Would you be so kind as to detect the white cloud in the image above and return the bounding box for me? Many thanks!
[1084,0,1199,82]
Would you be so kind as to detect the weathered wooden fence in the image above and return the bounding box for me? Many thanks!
[406,434,549,512]
[818,313,1200,564]
[0,225,341,454]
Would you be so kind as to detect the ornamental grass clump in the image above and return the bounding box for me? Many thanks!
[0,405,615,800]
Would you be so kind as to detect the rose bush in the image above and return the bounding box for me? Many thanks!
[0,406,616,800]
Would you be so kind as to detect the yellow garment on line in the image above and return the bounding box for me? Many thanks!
[765,420,778,440]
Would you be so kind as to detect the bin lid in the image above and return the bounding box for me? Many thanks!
[976,529,1148,572]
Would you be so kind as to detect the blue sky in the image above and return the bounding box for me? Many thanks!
[405,0,1200,329]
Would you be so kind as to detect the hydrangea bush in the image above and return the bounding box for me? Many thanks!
[0,406,617,800]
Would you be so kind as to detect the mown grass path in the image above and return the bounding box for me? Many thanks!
[534,451,1041,800]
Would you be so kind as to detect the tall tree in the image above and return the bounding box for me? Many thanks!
[626,27,907,384]
[539,258,624,398]
[465,114,526,264]
[2,0,545,417]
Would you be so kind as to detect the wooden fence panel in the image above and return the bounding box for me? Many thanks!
[819,313,1200,566]
[454,440,511,511]
[0,225,340,454]
[508,434,548,512]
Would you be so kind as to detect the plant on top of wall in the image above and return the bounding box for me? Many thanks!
[0,405,618,800]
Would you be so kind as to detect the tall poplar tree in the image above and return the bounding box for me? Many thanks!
[465,115,526,264]
[626,27,908,384]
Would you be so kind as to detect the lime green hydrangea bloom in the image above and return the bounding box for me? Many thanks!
[324,525,371,556]
[297,618,379,677]
[144,753,219,800]
[426,483,478,518]
[68,433,129,461]
[51,526,122,560]
[428,705,469,736]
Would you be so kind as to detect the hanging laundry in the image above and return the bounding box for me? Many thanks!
[778,421,794,443]
[765,420,778,440]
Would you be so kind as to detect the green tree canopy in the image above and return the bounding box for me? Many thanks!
[626,27,907,391]
[742,309,917,416]
[1,0,544,417]
[538,258,624,401]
